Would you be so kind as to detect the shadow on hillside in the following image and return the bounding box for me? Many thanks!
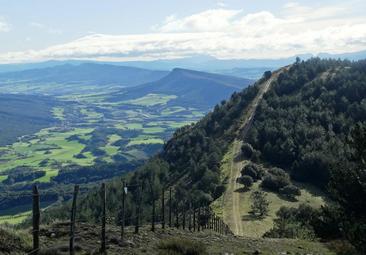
[276,193,298,202]
[293,181,328,201]
[233,153,244,163]
[241,214,264,222]
[234,187,249,193]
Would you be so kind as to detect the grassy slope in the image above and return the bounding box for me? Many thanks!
[213,141,327,238]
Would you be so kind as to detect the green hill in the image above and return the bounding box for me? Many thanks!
[0,94,59,146]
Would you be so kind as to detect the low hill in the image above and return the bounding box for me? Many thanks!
[111,68,253,108]
[0,94,59,146]
[0,63,168,87]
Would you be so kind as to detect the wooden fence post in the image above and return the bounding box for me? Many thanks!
[135,183,141,234]
[175,207,179,229]
[32,185,40,255]
[161,188,165,229]
[188,203,192,231]
[219,218,222,234]
[210,212,213,230]
[182,204,186,230]
[197,207,201,232]
[100,183,106,254]
[169,187,172,227]
[220,219,223,234]
[69,185,79,255]
[151,190,155,232]
[213,215,217,232]
[121,181,126,241]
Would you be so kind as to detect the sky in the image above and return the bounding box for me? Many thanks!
[0,0,365,63]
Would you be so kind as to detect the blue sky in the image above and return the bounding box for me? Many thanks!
[0,0,365,63]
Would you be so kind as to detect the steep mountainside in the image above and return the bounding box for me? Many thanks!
[111,68,253,108]
[246,58,366,188]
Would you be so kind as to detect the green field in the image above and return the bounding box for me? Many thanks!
[0,91,205,185]
[0,211,31,225]
[0,89,206,224]
[124,94,177,106]
[0,127,95,174]
[52,107,65,121]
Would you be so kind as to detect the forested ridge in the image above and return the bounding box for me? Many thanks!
[42,58,366,253]
[246,58,366,188]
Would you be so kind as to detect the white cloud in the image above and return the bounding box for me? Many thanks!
[0,19,11,32]
[217,1,227,8]
[158,9,241,32]
[1,2,366,63]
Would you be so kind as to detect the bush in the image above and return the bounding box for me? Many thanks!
[241,143,254,158]
[261,167,291,191]
[264,205,319,240]
[250,190,269,217]
[279,184,301,199]
[264,221,316,240]
[264,70,272,80]
[250,149,261,162]
[241,163,264,181]
[158,238,208,255]
[237,175,253,189]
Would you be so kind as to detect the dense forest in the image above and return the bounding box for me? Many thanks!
[247,58,366,188]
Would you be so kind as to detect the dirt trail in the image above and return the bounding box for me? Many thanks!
[225,70,285,236]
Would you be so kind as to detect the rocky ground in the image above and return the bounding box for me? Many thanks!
[0,222,343,255]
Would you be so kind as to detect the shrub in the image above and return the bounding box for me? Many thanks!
[158,238,208,255]
[264,221,316,240]
[279,184,301,199]
[241,163,264,181]
[241,143,254,158]
[261,167,291,191]
[237,175,253,189]
[250,149,261,162]
[264,70,272,80]
[250,190,269,217]
[264,205,319,240]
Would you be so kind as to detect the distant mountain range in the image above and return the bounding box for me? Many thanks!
[110,68,253,108]
[0,63,168,87]
[0,50,365,78]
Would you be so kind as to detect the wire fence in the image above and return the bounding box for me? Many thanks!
[24,182,232,255]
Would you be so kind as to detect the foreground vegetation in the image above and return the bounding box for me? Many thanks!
[0,223,340,255]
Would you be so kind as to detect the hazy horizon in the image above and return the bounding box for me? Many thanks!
[0,0,365,63]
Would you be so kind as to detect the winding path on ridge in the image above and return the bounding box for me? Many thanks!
[225,69,286,236]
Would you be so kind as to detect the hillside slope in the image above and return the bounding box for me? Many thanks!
[110,68,253,108]
[0,94,59,146]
